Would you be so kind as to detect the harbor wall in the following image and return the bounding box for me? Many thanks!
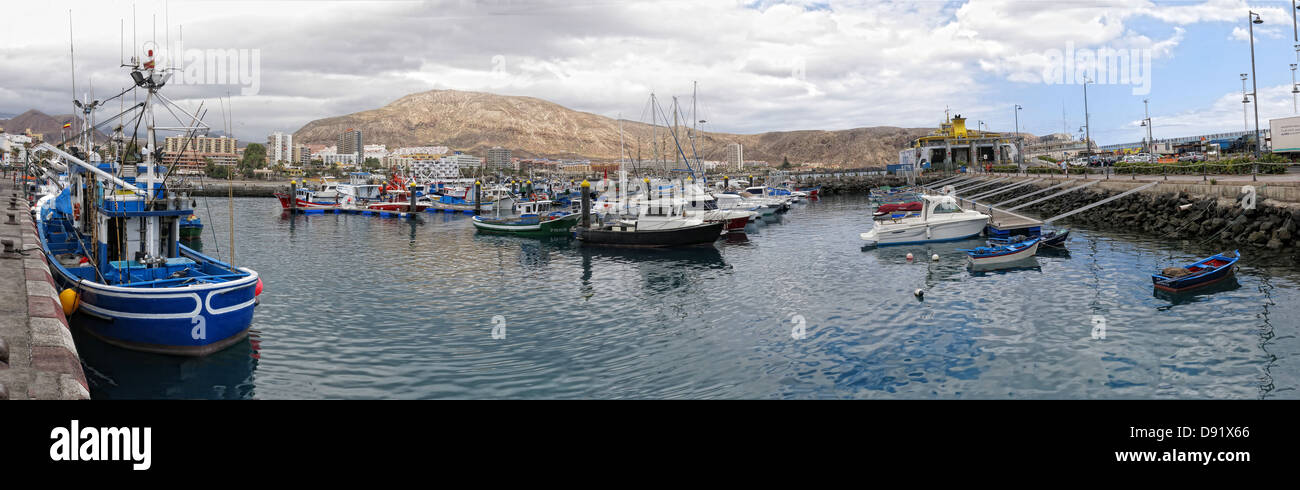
[935,176,1300,258]
[190,181,284,198]
[0,181,90,400]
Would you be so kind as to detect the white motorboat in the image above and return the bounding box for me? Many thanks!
[859,195,989,246]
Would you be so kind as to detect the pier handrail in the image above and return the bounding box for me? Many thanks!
[966,179,1042,201]
[1007,181,1100,211]
[991,181,1075,207]
[1043,182,1158,224]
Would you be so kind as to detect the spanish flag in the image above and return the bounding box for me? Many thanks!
[62,123,72,129]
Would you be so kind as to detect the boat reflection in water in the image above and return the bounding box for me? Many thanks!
[968,257,1041,276]
[1154,276,1242,306]
[73,316,260,399]
[579,246,728,291]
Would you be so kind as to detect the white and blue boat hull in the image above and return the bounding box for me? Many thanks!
[46,249,258,356]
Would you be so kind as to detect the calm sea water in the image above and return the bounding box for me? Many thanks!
[73,196,1300,399]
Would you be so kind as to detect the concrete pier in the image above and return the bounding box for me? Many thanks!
[0,178,90,400]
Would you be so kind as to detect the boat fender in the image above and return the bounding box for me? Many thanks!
[925,226,932,240]
[914,289,924,300]
[932,254,940,261]
[59,288,79,316]
[72,202,80,221]
[906,253,914,261]
[255,278,264,297]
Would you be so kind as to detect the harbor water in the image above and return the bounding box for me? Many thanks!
[74,196,1300,399]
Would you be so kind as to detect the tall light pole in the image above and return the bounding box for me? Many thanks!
[1249,11,1263,160]
[1014,104,1023,168]
[1292,63,1298,113]
[1082,77,1094,159]
[1140,99,1153,155]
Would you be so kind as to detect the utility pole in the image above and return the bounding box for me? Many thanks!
[1241,73,1250,133]
[1014,104,1023,170]
[1082,77,1094,159]
[1141,99,1153,156]
[1249,11,1264,160]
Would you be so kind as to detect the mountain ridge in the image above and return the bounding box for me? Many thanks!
[292,89,951,167]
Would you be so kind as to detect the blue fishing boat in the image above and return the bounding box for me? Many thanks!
[1151,251,1239,293]
[960,237,1040,266]
[988,229,1069,248]
[32,47,260,356]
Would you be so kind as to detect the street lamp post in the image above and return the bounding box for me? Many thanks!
[1141,99,1153,155]
[1014,104,1023,174]
[1241,73,1250,133]
[1293,63,1299,113]
[1082,77,1094,161]
[1249,11,1264,180]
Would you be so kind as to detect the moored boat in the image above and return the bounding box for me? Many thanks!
[860,195,989,246]
[179,213,202,239]
[576,220,724,247]
[275,185,341,210]
[1152,251,1239,293]
[960,237,1040,266]
[472,212,581,236]
[31,47,260,356]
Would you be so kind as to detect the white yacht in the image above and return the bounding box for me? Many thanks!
[859,195,989,246]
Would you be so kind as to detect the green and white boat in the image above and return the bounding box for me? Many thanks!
[473,201,581,236]
[471,212,581,236]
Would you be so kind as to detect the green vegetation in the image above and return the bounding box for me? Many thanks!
[1112,157,1287,175]
[1036,155,1059,163]
[204,158,233,179]
[239,143,267,177]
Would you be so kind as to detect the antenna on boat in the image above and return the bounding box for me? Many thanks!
[69,9,77,138]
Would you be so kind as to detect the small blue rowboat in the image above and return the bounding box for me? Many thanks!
[960,237,1040,266]
[1152,251,1239,293]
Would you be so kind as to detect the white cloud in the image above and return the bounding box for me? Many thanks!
[0,0,1282,146]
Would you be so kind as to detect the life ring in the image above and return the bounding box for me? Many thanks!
[73,202,81,220]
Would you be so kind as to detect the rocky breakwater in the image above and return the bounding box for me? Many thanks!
[805,176,915,195]
[993,182,1299,260]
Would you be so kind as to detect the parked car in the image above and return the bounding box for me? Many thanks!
[1178,152,1206,162]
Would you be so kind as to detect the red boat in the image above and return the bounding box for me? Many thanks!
[872,200,922,217]
[275,189,339,210]
[794,185,821,197]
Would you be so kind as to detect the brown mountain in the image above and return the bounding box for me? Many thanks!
[0,109,105,143]
[293,89,942,167]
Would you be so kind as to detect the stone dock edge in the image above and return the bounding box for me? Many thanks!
[1,185,89,400]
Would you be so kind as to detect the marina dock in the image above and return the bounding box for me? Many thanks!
[0,178,90,400]
[921,174,1209,237]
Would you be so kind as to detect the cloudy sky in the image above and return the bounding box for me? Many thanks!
[5,0,1300,147]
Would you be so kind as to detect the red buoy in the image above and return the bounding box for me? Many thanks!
[255,278,263,296]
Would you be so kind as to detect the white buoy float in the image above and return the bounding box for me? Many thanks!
[931,254,940,261]
[906,253,914,261]
[914,289,924,299]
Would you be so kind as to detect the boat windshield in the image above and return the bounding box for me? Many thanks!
[932,202,963,214]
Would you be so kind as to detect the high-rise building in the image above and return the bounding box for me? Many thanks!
[487,147,511,169]
[267,132,293,163]
[291,144,310,166]
[338,130,363,162]
[162,135,239,172]
[727,143,744,170]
